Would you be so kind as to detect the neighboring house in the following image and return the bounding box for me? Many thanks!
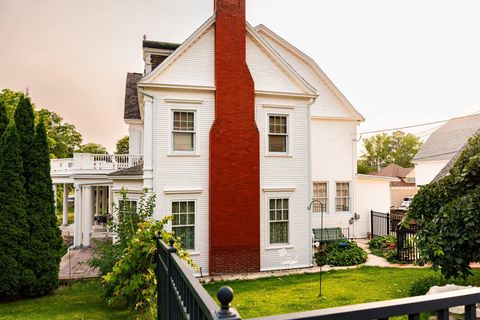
[413,113,480,186]
[373,164,418,207]
[51,0,392,275]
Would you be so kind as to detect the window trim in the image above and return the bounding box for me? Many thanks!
[170,109,198,155]
[312,181,329,214]
[266,113,290,156]
[118,199,138,214]
[335,181,351,214]
[170,199,197,251]
[267,196,290,246]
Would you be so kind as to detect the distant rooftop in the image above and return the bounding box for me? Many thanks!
[374,164,413,178]
[413,113,480,162]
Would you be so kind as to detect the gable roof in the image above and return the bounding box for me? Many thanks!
[124,73,143,120]
[139,15,317,97]
[431,127,480,182]
[143,40,180,51]
[255,24,364,122]
[374,164,413,178]
[413,113,480,162]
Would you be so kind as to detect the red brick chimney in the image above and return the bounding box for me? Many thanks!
[209,0,260,274]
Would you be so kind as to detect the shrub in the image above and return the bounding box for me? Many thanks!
[314,240,368,266]
[369,235,400,263]
[409,274,449,296]
[103,218,196,318]
[89,188,156,275]
[369,235,396,250]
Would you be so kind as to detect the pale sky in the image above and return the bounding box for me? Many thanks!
[1,0,480,152]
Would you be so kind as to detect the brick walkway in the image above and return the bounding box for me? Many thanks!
[59,247,101,283]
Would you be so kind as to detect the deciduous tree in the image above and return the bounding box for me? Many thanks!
[115,135,129,154]
[77,142,108,154]
[408,134,480,279]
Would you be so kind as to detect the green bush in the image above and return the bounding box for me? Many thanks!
[369,235,399,262]
[314,241,367,266]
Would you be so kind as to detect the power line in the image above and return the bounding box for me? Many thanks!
[358,119,449,135]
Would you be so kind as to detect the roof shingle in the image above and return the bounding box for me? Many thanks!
[123,73,143,120]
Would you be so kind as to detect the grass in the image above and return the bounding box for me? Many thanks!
[0,281,133,320]
[204,266,447,318]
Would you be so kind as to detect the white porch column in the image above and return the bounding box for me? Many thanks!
[62,183,69,226]
[82,186,93,247]
[143,95,154,190]
[53,184,57,214]
[102,186,108,214]
[95,186,100,216]
[73,184,82,247]
[108,186,113,216]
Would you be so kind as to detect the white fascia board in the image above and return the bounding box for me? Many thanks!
[255,24,365,122]
[356,174,400,182]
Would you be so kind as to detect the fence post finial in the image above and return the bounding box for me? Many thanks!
[216,286,241,319]
[169,238,175,247]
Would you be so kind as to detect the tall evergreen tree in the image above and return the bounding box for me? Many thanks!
[0,123,30,300]
[14,96,35,189]
[0,100,7,137]
[26,121,62,296]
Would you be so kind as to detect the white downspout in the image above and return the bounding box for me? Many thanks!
[307,97,315,267]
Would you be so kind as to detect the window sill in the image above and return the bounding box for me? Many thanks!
[265,154,292,158]
[265,245,294,251]
[187,251,201,256]
[167,154,200,157]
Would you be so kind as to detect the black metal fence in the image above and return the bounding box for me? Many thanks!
[155,236,241,320]
[397,224,420,263]
[156,235,480,320]
[370,210,406,238]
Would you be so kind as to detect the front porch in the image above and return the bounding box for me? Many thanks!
[51,153,143,248]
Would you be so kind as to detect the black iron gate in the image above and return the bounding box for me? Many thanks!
[397,224,420,263]
[370,210,405,238]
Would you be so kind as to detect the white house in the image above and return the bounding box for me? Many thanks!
[51,0,394,275]
[413,113,480,186]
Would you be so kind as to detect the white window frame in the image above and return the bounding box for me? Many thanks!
[335,181,351,213]
[170,109,197,155]
[266,113,289,156]
[118,199,138,214]
[312,182,328,214]
[267,197,290,246]
[170,199,196,251]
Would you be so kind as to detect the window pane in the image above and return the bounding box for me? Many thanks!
[173,226,195,250]
[270,222,288,244]
[269,135,286,152]
[172,202,179,214]
[269,116,287,134]
[188,201,195,213]
[173,132,194,151]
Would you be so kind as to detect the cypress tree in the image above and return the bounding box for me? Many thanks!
[0,123,30,300]
[26,121,62,296]
[0,100,7,137]
[14,96,35,189]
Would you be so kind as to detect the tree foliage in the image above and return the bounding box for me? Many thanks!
[407,134,480,279]
[14,96,36,188]
[0,123,30,300]
[0,89,24,118]
[115,136,129,154]
[26,121,63,296]
[0,100,8,137]
[77,142,108,154]
[37,109,83,158]
[358,130,423,173]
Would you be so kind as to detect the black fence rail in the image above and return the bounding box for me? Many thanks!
[156,235,480,320]
[252,288,480,320]
[155,236,240,320]
[370,210,406,238]
[397,224,420,263]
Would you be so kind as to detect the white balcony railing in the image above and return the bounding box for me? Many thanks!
[51,154,143,174]
[51,158,74,172]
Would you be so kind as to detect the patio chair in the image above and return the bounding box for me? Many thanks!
[278,248,298,270]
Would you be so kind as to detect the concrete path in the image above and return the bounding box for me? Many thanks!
[200,239,419,284]
[59,247,101,283]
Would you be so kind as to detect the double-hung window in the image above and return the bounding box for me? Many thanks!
[172,111,195,152]
[268,115,288,153]
[312,182,328,213]
[269,198,289,244]
[172,201,195,250]
[118,200,137,214]
[335,182,350,212]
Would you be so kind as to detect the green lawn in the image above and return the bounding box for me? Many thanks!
[0,281,133,320]
[204,266,446,318]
